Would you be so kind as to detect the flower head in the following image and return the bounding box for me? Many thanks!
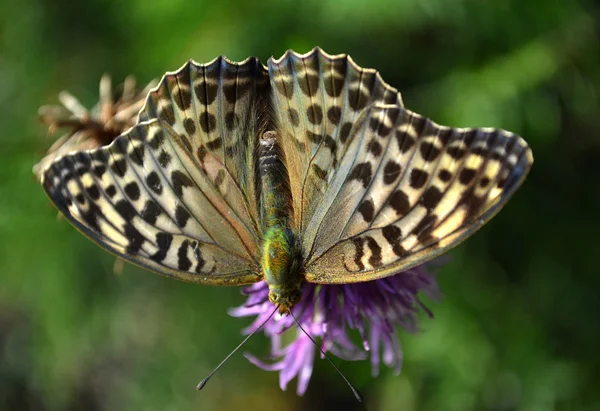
[230,264,440,395]
[33,74,156,179]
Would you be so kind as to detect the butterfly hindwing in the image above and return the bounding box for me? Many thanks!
[267,48,403,233]
[41,119,261,285]
[303,104,533,284]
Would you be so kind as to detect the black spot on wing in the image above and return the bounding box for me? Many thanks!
[158,106,176,126]
[105,185,117,198]
[175,204,190,228]
[396,129,415,153]
[223,82,237,103]
[299,72,319,97]
[447,146,466,159]
[178,240,192,271]
[358,199,375,222]
[150,232,172,263]
[194,242,206,273]
[288,108,300,127]
[366,236,382,268]
[339,122,353,144]
[183,118,196,135]
[324,59,346,97]
[323,135,338,155]
[459,168,476,185]
[327,106,341,125]
[158,151,171,167]
[110,158,127,177]
[129,145,145,166]
[349,237,365,271]
[124,182,140,201]
[312,164,327,181]
[383,161,402,185]
[414,214,438,244]
[438,169,452,182]
[369,114,393,137]
[174,82,192,111]
[367,139,382,157]
[171,171,193,196]
[115,200,137,221]
[199,112,216,134]
[306,104,323,125]
[389,190,410,216]
[348,72,374,111]
[422,186,443,210]
[206,138,223,151]
[124,223,145,254]
[420,142,441,162]
[274,71,294,99]
[149,129,165,150]
[81,201,102,233]
[382,225,406,257]
[348,162,372,188]
[92,165,106,178]
[86,185,100,200]
[307,131,321,144]
[146,171,162,194]
[410,169,428,189]
[196,80,218,106]
[141,200,161,224]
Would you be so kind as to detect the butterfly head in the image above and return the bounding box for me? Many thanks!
[268,285,302,314]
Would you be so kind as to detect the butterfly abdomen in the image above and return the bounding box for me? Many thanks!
[259,131,292,227]
[259,131,303,313]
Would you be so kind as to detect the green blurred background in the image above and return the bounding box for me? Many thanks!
[1,0,599,410]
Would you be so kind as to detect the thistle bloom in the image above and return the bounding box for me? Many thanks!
[33,75,156,178]
[229,263,441,395]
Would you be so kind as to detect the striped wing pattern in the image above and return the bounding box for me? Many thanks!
[304,104,533,284]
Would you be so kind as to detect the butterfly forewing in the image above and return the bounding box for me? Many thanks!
[42,119,261,285]
[304,104,533,284]
[267,48,403,233]
[137,56,271,237]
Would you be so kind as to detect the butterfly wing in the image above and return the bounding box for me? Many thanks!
[302,104,533,284]
[40,56,274,285]
[267,48,403,233]
[138,56,271,237]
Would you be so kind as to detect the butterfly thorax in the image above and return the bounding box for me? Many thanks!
[259,131,303,314]
[262,227,302,313]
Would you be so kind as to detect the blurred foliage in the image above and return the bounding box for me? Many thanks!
[1,0,599,410]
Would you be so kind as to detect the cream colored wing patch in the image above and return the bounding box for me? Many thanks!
[304,104,533,284]
[41,120,261,285]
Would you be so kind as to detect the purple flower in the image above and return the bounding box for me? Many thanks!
[229,263,441,395]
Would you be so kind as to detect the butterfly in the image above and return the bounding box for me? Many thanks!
[40,48,533,314]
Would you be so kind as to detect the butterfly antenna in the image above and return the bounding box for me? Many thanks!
[289,310,363,403]
[196,305,278,391]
